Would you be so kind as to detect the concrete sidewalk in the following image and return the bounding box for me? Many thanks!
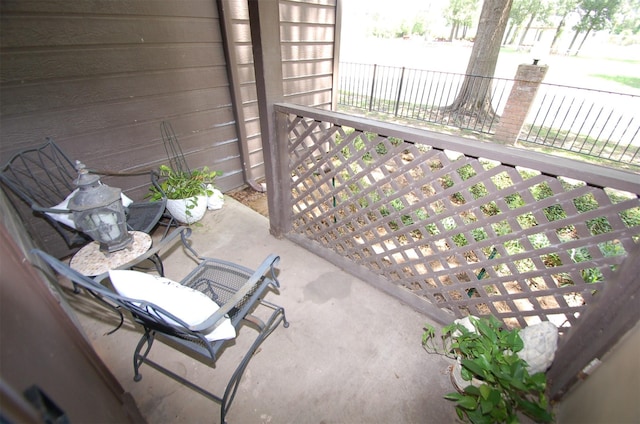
[69,197,458,424]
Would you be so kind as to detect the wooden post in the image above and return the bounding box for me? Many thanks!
[547,243,640,401]
[218,0,263,192]
[494,63,548,145]
[248,0,286,237]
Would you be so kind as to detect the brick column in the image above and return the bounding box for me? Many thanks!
[494,64,548,145]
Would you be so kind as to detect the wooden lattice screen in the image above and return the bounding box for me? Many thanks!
[274,104,640,332]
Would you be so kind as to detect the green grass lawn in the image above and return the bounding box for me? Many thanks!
[591,74,640,89]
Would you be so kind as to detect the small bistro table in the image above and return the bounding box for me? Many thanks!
[70,231,152,276]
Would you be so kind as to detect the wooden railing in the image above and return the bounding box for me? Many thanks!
[264,103,640,400]
[269,103,639,329]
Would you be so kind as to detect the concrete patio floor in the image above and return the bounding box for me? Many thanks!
[66,196,459,424]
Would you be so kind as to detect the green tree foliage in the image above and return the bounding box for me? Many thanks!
[549,0,579,52]
[444,0,480,40]
[505,0,539,43]
[370,13,429,39]
[567,0,622,54]
[504,0,553,45]
[612,0,640,34]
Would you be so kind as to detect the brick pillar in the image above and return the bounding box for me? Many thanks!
[494,64,548,145]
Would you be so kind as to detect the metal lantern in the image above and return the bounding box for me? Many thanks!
[69,161,132,253]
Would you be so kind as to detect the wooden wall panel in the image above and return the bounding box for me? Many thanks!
[0,0,241,257]
[284,90,333,108]
[280,0,337,112]
[281,43,335,61]
[0,0,218,16]
[0,16,221,48]
[281,23,336,42]
[1,68,230,116]
[222,0,266,185]
[283,59,335,78]
[1,46,226,83]
[284,74,334,93]
[280,0,336,24]
[0,0,340,256]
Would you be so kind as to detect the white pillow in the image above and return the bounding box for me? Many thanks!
[108,269,236,341]
[46,189,134,230]
[45,189,78,228]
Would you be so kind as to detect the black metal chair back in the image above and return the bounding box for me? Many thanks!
[0,138,87,246]
[1,138,166,248]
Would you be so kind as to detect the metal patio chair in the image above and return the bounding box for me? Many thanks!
[30,227,288,423]
[0,137,166,250]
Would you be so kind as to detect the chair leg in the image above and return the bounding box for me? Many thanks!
[130,253,164,276]
[130,305,288,424]
[220,305,287,424]
[149,253,164,276]
[133,330,156,382]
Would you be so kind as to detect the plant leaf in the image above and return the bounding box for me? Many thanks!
[462,358,487,378]
[479,383,491,400]
[480,399,494,414]
[444,392,464,401]
[516,397,554,423]
[456,395,478,410]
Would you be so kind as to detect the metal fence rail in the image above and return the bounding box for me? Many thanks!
[338,62,640,166]
[521,83,640,164]
[338,62,512,135]
[274,103,640,334]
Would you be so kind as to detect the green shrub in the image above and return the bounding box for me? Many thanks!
[422,316,553,424]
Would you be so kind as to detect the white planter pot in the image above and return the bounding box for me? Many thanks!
[450,359,483,393]
[166,195,207,224]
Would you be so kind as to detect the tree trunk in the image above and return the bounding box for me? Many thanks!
[519,13,537,46]
[550,14,567,53]
[509,25,520,44]
[449,22,456,41]
[442,0,514,122]
[566,29,581,54]
[575,26,593,56]
[503,23,514,45]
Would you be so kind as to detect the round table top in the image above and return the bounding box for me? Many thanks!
[69,231,152,276]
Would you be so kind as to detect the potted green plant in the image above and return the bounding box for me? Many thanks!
[422,315,554,424]
[148,165,222,224]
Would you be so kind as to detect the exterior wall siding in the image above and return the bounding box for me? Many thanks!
[220,0,338,186]
[0,1,244,196]
[0,0,339,256]
[0,0,243,255]
[280,0,337,109]
[221,0,266,184]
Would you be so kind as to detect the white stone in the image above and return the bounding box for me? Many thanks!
[452,315,478,337]
[517,321,559,375]
[206,185,224,210]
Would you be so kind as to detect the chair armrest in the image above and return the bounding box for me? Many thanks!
[32,205,72,214]
[189,254,280,333]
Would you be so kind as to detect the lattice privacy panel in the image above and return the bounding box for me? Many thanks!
[284,112,640,331]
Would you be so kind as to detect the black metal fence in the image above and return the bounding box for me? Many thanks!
[338,62,640,166]
[338,62,513,135]
[522,83,640,164]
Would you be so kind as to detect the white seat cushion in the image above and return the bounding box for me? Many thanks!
[108,269,236,341]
